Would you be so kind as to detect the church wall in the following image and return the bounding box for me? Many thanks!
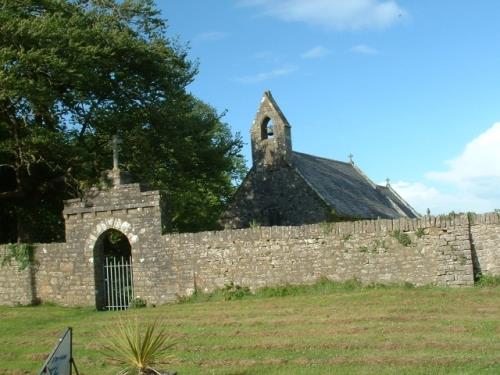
[222,164,331,228]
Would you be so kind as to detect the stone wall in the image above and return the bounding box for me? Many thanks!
[0,183,166,307]
[470,213,500,277]
[34,242,94,306]
[0,245,34,306]
[165,216,474,305]
[2,209,500,307]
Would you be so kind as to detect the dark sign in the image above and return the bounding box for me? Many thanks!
[38,328,78,375]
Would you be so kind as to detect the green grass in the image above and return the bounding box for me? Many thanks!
[2,284,500,374]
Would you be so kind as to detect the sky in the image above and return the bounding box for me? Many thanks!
[158,0,500,215]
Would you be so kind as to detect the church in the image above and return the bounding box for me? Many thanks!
[222,91,419,228]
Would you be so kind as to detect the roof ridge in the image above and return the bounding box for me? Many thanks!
[350,162,377,189]
[384,183,421,218]
[292,151,351,165]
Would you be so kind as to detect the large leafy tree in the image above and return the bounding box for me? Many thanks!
[0,0,245,242]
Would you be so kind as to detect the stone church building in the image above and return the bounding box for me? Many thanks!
[222,91,419,228]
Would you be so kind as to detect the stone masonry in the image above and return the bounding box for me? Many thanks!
[1,185,499,307]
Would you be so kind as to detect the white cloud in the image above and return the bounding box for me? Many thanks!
[391,181,495,215]
[239,0,407,30]
[427,123,500,188]
[301,46,331,59]
[350,44,379,55]
[390,181,452,215]
[194,31,228,42]
[234,64,297,84]
[390,123,500,215]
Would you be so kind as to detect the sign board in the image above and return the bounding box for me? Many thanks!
[38,328,77,375]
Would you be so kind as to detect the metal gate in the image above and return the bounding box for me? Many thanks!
[103,256,134,311]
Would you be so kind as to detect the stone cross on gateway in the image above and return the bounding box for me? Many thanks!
[112,134,122,171]
[108,134,131,186]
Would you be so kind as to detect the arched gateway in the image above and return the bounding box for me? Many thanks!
[93,229,133,310]
[62,172,165,310]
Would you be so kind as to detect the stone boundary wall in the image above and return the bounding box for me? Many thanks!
[470,213,500,277]
[0,243,76,306]
[165,216,475,302]
[1,213,499,307]
[0,245,34,306]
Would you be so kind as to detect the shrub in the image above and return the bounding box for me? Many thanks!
[222,282,252,301]
[476,274,500,287]
[415,228,425,238]
[392,230,412,247]
[129,298,147,309]
[341,234,353,241]
[1,243,34,271]
[359,246,369,253]
[249,220,260,229]
[104,318,175,375]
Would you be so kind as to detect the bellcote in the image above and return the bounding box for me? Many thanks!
[250,91,292,166]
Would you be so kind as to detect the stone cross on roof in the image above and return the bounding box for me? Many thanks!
[386,178,391,187]
[348,153,354,164]
[112,135,121,171]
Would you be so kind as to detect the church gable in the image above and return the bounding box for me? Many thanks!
[222,91,419,229]
[250,91,292,166]
[221,163,332,228]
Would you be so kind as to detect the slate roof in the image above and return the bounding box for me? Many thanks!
[291,151,419,219]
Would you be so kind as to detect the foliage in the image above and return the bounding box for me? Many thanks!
[415,228,425,238]
[359,245,369,253]
[177,278,375,303]
[325,209,358,223]
[341,234,352,241]
[392,230,412,247]
[0,243,34,271]
[475,274,500,287]
[108,231,126,245]
[320,221,334,234]
[457,254,468,266]
[129,298,147,309]
[467,211,477,224]
[0,0,245,242]
[249,219,260,229]
[104,318,175,375]
[222,282,252,301]
[372,239,387,252]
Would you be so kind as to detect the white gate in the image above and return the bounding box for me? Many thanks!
[103,256,134,310]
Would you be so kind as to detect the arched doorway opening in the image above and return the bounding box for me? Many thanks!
[93,229,133,310]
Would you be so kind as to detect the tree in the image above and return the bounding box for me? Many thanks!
[0,0,245,242]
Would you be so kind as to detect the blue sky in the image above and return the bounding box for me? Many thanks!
[159,0,500,215]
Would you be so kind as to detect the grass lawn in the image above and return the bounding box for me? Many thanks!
[1,285,500,374]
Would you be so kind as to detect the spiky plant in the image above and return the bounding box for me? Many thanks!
[104,317,175,375]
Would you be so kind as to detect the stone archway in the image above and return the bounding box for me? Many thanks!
[93,229,133,310]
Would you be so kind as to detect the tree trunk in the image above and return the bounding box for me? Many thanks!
[15,206,29,243]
